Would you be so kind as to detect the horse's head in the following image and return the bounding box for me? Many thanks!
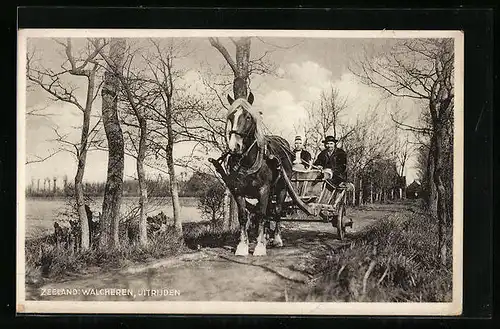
[226,92,261,154]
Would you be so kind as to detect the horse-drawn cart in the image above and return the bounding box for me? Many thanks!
[210,153,354,241]
[208,93,354,256]
[277,166,354,240]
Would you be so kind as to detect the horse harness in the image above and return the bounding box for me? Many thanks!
[215,138,288,192]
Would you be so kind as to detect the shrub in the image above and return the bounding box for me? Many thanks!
[197,181,225,230]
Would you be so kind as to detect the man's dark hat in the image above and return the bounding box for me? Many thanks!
[323,135,338,144]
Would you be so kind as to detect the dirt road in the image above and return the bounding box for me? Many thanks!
[27,204,403,302]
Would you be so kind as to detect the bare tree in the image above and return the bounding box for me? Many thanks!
[353,38,454,264]
[141,39,189,235]
[26,38,105,250]
[303,86,351,156]
[99,38,126,249]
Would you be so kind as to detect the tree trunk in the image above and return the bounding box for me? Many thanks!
[228,196,238,231]
[352,173,357,206]
[100,38,126,249]
[164,84,182,235]
[427,140,438,214]
[234,38,251,98]
[137,116,148,246]
[359,177,363,205]
[223,190,231,230]
[74,66,97,251]
[166,144,182,235]
[432,130,449,265]
[75,112,90,251]
[370,181,373,203]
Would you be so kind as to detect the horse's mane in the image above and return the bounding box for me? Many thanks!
[265,135,294,168]
[227,98,266,148]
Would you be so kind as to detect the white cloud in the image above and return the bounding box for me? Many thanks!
[286,61,332,87]
[257,89,307,141]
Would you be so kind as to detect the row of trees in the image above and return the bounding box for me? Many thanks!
[26,173,213,198]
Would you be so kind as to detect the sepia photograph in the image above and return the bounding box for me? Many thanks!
[16,29,463,315]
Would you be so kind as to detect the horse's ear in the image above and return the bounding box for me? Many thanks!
[227,94,234,105]
[247,92,254,105]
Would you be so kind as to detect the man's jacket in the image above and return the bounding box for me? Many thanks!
[313,148,347,183]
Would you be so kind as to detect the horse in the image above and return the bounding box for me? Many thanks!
[223,92,294,256]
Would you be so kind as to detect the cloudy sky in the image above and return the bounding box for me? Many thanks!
[22,34,423,187]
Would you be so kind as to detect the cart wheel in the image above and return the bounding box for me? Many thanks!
[337,203,346,240]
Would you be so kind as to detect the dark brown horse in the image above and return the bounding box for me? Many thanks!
[219,93,294,256]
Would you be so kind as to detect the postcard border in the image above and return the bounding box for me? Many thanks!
[16,28,464,316]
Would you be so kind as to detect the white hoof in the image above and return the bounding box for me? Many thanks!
[235,242,249,256]
[253,242,267,256]
[273,234,283,248]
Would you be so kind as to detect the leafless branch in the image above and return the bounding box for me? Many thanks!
[208,37,237,75]
[26,149,62,165]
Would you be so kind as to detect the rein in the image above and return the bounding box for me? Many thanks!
[229,139,265,176]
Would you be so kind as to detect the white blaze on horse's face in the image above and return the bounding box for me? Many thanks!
[228,107,244,153]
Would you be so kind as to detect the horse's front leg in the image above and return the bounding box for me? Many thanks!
[253,187,270,256]
[235,195,250,256]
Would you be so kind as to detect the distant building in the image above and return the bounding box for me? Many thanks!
[406,180,422,199]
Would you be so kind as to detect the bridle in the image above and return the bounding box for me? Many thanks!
[227,129,252,139]
[225,107,264,174]
[226,107,257,152]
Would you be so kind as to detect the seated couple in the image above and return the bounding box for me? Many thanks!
[292,135,347,186]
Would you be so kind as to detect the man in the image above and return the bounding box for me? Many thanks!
[313,135,347,185]
[292,135,312,170]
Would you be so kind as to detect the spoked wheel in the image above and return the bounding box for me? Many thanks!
[336,203,346,241]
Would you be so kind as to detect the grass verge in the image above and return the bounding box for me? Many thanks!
[291,207,453,302]
[25,221,238,286]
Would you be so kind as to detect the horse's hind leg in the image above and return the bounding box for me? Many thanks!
[272,187,287,248]
[254,187,270,256]
[235,196,250,256]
